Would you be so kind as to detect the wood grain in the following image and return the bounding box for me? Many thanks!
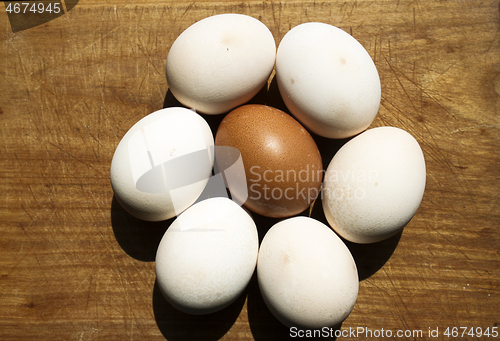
[1,0,499,340]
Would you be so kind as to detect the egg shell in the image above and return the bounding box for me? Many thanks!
[110,107,214,222]
[155,197,259,315]
[166,13,276,115]
[257,216,359,329]
[214,104,323,218]
[322,126,426,244]
[276,22,381,139]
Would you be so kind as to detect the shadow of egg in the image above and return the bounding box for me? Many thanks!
[110,195,173,262]
[152,278,247,341]
[343,230,402,281]
[246,272,290,341]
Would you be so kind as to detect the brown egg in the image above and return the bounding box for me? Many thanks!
[215,104,323,218]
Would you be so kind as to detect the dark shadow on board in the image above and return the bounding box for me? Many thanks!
[344,231,403,281]
[152,278,247,341]
[110,195,173,262]
[246,272,291,341]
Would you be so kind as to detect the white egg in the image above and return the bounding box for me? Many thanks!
[166,13,276,115]
[322,126,426,244]
[276,22,381,139]
[257,216,358,329]
[155,197,259,315]
[110,107,214,222]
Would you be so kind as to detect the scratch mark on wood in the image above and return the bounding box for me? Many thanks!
[450,124,500,134]
[20,204,33,221]
[381,89,464,195]
[84,269,93,311]
[350,0,358,17]
[413,7,416,29]
[137,43,161,77]
[396,63,454,118]
[98,82,103,159]
[78,116,103,148]
[485,24,499,54]
[47,141,104,176]
[271,2,282,38]
[382,52,419,114]
[28,185,37,203]
[388,39,391,63]
[182,2,196,19]
[53,270,94,319]
[433,230,483,279]
[433,63,457,81]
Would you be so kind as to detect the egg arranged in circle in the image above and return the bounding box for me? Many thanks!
[166,13,276,115]
[257,216,359,329]
[110,107,214,222]
[276,22,381,139]
[155,197,259,315]
[214,104,323,218]
[322,126,426,243]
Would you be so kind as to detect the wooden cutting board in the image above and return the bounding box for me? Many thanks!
[1,0,498,340]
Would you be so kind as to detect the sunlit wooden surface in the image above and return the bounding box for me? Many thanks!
[1,1,499,340]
